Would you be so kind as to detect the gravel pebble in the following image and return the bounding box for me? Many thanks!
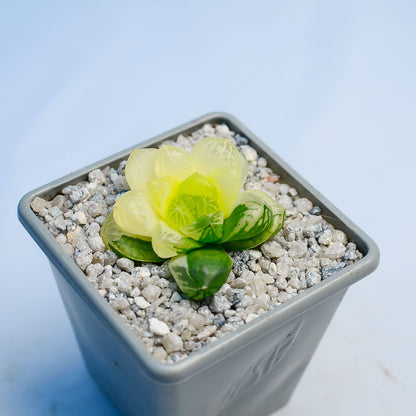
[306,269,322,287]
[288,242,308,259]
[197,325,217,341]
[213,314,226,327]
[261,241,285,258]
[295,198,313,213]
[142,285,162,303]
[240,145,257,162]
[134,296,150,309]
[73,211,88,225]
[116,258,135,273]
[88,169,106,185]
[163,333,183,353]
[149,318,170,336]
[153,347,168,361]
[322,262,345,279]
[277,292,292,303]
[49,206,63,217]
[325,242,346,259]
[319,230,332,246]
[30,196,50,213]
[309,206,322,215]
[209,294,232,314]
[110,296,130,310]
[74,249,93,270]
[88,235,106,252]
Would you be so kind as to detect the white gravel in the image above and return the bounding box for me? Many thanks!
[31,123,363,364]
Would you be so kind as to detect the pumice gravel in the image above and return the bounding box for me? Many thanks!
[31,123,363,364]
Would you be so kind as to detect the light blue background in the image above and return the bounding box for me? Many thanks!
[1,1,415,415]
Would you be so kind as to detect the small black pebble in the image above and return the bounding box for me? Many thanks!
[309,206,322,215]
[235,134,249,146]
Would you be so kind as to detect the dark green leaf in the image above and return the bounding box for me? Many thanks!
[109,236,164,263]
[220,192,272,243]
[221,190,286,251]
[169,245,233,300]
[222,209,285,251]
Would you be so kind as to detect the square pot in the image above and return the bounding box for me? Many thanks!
[18,112,379,416]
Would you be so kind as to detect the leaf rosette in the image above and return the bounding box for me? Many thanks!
[101,136,285,299]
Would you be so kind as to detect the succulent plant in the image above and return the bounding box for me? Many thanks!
[101,137,285,300]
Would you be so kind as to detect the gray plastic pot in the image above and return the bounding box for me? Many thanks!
[18,112,379,416]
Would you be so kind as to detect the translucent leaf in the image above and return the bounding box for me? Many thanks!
[147,176,179,218]
[177,172,218,201]
[239,150,248,187]
[125,148,157,190]
[169,245,233,300]
[166,173,220,229]
[183,195,219,220]
[154,145,195,181]
[100,212,163,262]
[191,137,242,175]
[179,211,224,243]
[249,189,284,215]
[113,189,158,238]
[100,210,150,244]
[222,190,285,251]
[207,167,241,218]
[220,191,273,243]
[151,220,203,258]
[164,196,195,230]
[101,210,131,245]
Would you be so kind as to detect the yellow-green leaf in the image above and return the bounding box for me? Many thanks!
[100,212,162,262]
[151,220,203,258]
[166,173,220,228]
[191,136,243,175]
[113,189,158,238]
[125,148,157,190]
[179,211,224,243]
[239,149,248,187]
[147,176,178,218]
[154,145,195,181]
[207,167,241,218]
[100,210,151,245]
[177,172,218,201]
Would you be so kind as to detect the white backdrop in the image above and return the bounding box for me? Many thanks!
[1,1,415,415]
